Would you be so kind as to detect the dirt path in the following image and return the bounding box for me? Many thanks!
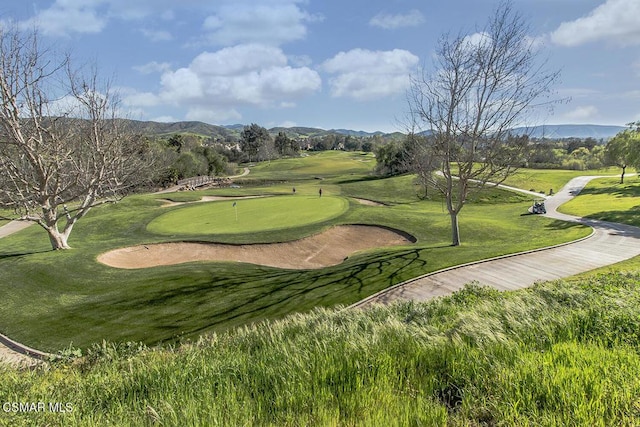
[354,175,640,307]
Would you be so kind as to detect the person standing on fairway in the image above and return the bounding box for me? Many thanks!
[319,188,322,198]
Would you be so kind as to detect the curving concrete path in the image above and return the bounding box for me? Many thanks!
[354,175,640,307]
[0,220,33,238]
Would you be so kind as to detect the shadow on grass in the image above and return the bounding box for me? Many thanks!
[69,248,429,344]
[542,220,587,231]
[0,249,51,259]
[578,182,640,198]
[581,209,640,228]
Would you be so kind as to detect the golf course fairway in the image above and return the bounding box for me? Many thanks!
[147,195,348,235]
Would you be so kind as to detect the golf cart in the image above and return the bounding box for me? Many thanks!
[528,198,546,215]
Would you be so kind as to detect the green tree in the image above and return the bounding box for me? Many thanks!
[194,146,229,175]
[240,123,271,162]
[374,141,410,176]
[605,122,640,183]
[274,131,298,156]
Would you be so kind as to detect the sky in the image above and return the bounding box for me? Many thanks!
[1,0,639,132]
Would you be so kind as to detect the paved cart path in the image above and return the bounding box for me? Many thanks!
[0,220,33,238]
[355,175,640,307]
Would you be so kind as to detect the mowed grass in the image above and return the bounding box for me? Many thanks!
[559,176,640,226]
[242,150,375,182]
[0,152,590,351]
[148,195,348,236]
[502,166,626,195]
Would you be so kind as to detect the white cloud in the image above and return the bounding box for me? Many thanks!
[17,0,183,37]
[202,1,320,46]
[21,0,108,36]
[278,120,298,128]
[185,106,242,123]
[124,44,321,122]
[140,29,173,42]
[323,49,419,101]
[558,88,601,98]
[369,9,425,30]
[622,90,640,99]
[463,32,490,49]
[133,61,172,75]
[551,0,640,46]
[564,105,599,121]
[152,115,178,123]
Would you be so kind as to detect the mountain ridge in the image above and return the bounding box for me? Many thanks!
[121,119,626,140]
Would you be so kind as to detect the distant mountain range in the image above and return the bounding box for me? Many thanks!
[510,124,626,139]
[123,120,626,141]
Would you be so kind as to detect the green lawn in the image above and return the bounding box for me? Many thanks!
[559,176,640,226]
[148,195,348,236]
[241,150,375,182]
[4,152,640,427]
[0,152,591,351]
[502,166,626,195]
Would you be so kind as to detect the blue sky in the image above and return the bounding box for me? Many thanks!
[2,0,639,132]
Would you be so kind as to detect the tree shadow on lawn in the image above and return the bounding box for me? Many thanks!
[65,248,428,345]
[0,248,51,259]
[578,182,640,198]
[542,220,589,231]
[580,209,640,228]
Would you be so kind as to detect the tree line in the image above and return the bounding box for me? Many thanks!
[373,133,629,178]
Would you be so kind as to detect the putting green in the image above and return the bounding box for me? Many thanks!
[147,195,349,235]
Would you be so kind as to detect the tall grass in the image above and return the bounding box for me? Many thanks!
[2,272,640,426]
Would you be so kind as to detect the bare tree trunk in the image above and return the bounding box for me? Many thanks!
[47,228,71,250]
[620,165,626,184]
[450,212,461,246]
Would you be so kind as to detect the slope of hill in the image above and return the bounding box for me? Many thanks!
[4,273,640,425]
[121,119,626,140]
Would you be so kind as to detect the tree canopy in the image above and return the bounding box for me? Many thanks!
[605,122,640,184]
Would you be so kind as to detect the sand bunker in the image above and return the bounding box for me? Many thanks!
[98,225,414,270]
[353,198,386,206]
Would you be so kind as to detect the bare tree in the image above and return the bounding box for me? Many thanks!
[0,26,151,250]
[406,1,560,246]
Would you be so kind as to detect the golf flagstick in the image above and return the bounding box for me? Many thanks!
[233,201,237,221]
